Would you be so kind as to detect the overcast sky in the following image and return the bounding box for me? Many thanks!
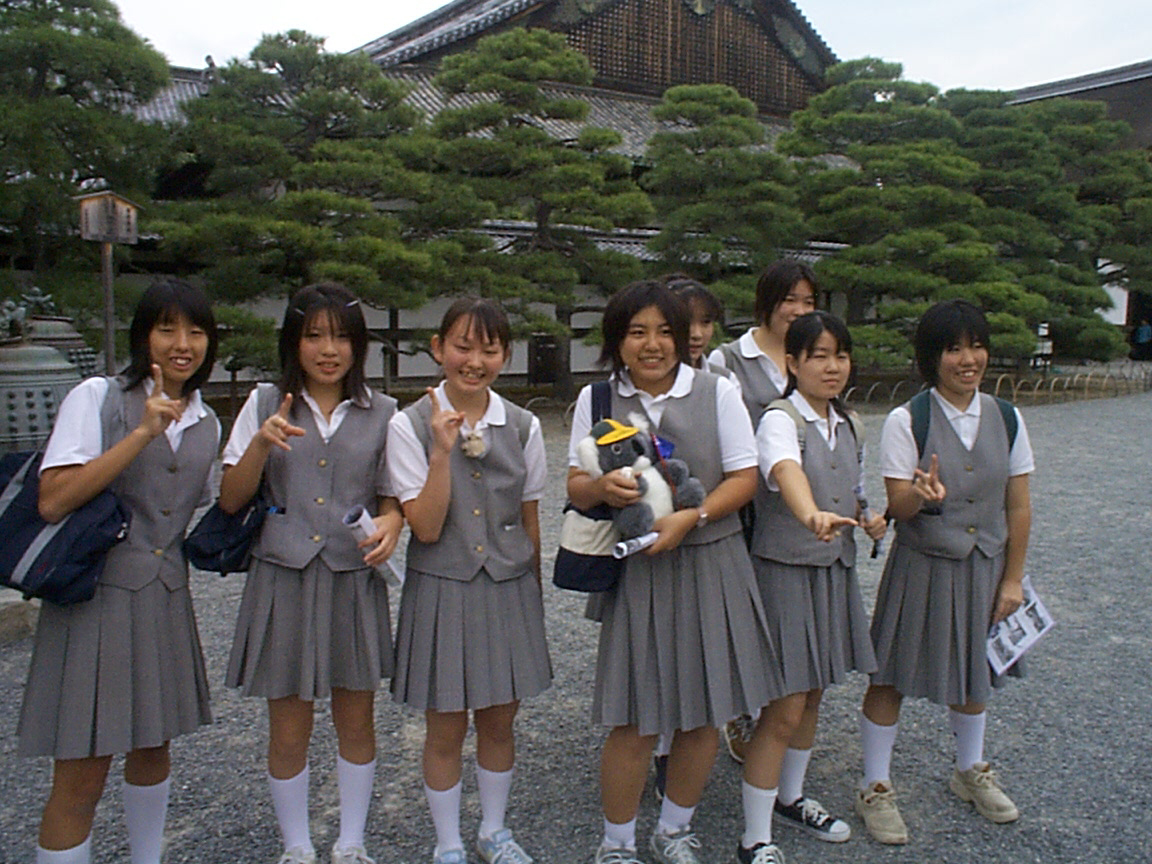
[113,0,1150,93]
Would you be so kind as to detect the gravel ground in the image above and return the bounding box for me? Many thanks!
[1,390,1149,864]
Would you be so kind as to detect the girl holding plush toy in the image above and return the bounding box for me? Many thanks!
[567,280,782,864]
[388,297,550,864]
[737,311,886,863]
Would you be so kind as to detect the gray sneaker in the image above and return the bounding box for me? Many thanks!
[594,844,643,864]
[650,827,704,864]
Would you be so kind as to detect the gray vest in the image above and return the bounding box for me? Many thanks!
[752,410,858,567]
[611,370,741,546]
[718,341,783,423]
[103,380,219,591]
[254,386,398,572]
[403,394,536,582]
[894,393,1010,560]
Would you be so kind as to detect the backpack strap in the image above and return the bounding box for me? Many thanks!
[993,396,1019,449]
[765,398,806,453]
[591,379,611,425]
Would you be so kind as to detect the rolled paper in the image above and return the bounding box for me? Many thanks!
[613,531,659,559]
[343,506,404,588]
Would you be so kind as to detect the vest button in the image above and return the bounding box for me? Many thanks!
[312,534,322,543]
[475,544,484,553]
[473,508,481,516]
[167,465,178,473]
[967,497,975,504]
[318,458,328,467]
[967,526,977,534]
[965,465,974,472]
[315,497,325,505]
[472,471,482,479]
[153,548,164,556]
[832,496,840,503]
[161,508,171,516]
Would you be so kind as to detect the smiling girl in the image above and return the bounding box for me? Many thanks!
[737,312,886,863]
[568,281,780,864]
[22,280,219,864]
[388,298,550,864]
[221,283,402,864]
[855,300,1034,844]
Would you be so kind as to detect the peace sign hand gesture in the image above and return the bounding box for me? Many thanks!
[138,364,186,439]
[258,393,306,452]
[911,453,947,506]
[427,388,465,454]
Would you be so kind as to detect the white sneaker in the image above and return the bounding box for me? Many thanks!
[331,842,374,864]
[278,847,317,864]
[593,843,643,864]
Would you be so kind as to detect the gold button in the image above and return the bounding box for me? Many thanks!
[832,497,840,504]
[473,508,481,516]
[167,465,178,474]
[967,526,977,534]
[475,544,484,553]
[318,458,328,467]
[312,534,322,542]
[472,471,482,479]
[153,548,164,556]
[965,465,974,472]
[315,497,325,505]
[161,508,171,516]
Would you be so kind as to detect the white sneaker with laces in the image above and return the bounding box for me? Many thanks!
[477,827,534,864]
[330,842,374,864]
[277,846,317,864]
[649,827,704,864]
[593,843,643,864]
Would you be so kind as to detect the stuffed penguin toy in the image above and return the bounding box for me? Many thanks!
[575,414,706,539]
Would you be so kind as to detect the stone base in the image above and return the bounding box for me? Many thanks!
[0,588,38,644]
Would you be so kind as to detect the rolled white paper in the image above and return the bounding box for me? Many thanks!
[343,506,404,588]
[613,531,659,559]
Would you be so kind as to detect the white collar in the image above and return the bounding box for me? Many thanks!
[931,387,981,420]
[614,364,695,399]
[738,327,767,359]
[789,389,844,426]
[434,381,506,427]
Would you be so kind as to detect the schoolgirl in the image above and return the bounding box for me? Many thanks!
[708,261,820,765]
[663,274,732,379]
[21,279,219,864]
[388,298,550,864]
[221,283,401,864]
[567,281,781,864]
[738,312,887,863]
[855,299,1034,844]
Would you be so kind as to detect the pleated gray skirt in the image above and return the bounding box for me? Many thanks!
[593,533,783,737]
[754,557,877,695]
[226,556,393,700]
[18,579,211,759]
[391,568,552,712]
[870,542,1020,706]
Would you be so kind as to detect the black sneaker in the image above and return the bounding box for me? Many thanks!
[736,842,785,864]
[653,754,668,802]
[773,796,850,843]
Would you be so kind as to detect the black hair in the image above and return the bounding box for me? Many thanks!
[278,282,369,401]
[598,280,690,375]
[914,299,991,386]
[437,296,512,357]
[663,273,723,323]
[754,259,818,326]
[782,311,853,417]
[122,278,218,396]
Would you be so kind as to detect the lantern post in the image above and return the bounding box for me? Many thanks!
[75,191,141,373]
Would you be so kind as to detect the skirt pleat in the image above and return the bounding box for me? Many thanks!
[592,534,783,737]
[392,568,552,712]
[19,580,210,759]
[226,557,393,700]
[754,557,877,695]
[870,543,1020,706]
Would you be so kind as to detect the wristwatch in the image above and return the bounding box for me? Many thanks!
[695,508,710,529]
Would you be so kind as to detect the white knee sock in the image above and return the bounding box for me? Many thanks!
[424,782,464,855]
[602,816,636,851]
[741,781,777,849]
[656,795,695,836]
[860,713,899,790]
[777,747,812,806]
[476,765,513,840]
[36,835,91,864]
[949,710,986,772]
[123,777,170,864]
[269,765,313,853]
[336,756,375,851]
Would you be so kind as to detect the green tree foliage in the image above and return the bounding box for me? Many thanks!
[0,0,169,269]
[154,31,484,312]
[641,84,806,317]
[430,28,654,397]
[781,59,1138,364]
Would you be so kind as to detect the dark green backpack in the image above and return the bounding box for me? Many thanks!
[907,390,1018,458]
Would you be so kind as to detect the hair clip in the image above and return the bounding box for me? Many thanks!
[292,306,307,316]
[345,299,360,308]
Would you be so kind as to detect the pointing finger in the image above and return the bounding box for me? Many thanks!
[928,453,940,484]
[427,387,440,412]
[276,393,293,420]
[152,363,165,394]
